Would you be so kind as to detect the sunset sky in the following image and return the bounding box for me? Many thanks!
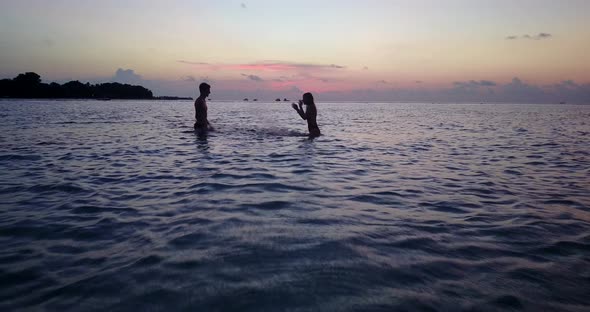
[1,0,589,102]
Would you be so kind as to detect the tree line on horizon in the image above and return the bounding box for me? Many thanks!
[0,72,154,99]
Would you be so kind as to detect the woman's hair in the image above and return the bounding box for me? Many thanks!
[303,92,314,104]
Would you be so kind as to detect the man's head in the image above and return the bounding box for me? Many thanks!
[199,83,211,97]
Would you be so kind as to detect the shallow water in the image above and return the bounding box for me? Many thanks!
[1,100,589,311]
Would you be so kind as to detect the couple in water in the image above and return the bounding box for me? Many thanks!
[194,83,320,137]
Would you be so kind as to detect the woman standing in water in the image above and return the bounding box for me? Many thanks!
[292,92,321,137]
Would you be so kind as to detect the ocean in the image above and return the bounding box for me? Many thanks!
[0,100,589,311]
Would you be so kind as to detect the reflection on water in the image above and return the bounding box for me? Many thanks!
[194,131,209,151]
[0,100,589,311]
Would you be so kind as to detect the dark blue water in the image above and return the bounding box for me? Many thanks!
[1,100,589,311]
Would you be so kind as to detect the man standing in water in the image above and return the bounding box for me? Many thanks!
[194,82,214,131]
[292,92,320,137]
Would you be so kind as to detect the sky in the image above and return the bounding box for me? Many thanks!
[1,0,589,102]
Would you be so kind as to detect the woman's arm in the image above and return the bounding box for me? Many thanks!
[292,101,307,120]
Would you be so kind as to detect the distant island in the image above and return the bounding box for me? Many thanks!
[155,96,193,101]
[0,72,155,99]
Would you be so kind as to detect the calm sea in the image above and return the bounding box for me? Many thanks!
[1,100,589,311]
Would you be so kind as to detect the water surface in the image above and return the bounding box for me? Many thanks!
[1,100,589,311]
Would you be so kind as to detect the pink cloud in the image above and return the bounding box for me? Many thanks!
[177,60,345,72]
[232,63,296,71]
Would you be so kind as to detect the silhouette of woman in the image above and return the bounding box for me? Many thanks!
[292,92,321,137]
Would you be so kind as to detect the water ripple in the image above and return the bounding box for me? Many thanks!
[1,100,589,311]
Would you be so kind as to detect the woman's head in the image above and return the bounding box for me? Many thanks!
[302,92,314,105]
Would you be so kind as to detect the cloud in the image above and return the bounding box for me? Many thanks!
[181,75,211,83]
[241,3,247,9]
[237,61,345,71]
[241,73,263,81]
[112,68,143,84]
[478,80,496,86]
[102,68,589,103]
[43,39,55,47]
[494,77,552,102]
[415,80,423,84]
[505,33,553,40]
[453,80,497,88]
[548,80,590,103]
[314,77,590,103]
[445,77,589,103]
[221,77,587,103]
[562,80,577,87]
[177,60,209,65]
[362,66,369,70]
[177,60,346,72]
[289,85,303,93]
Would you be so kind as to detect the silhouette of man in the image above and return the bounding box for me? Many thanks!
[292,92,320,137]
[194,83,214,131]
